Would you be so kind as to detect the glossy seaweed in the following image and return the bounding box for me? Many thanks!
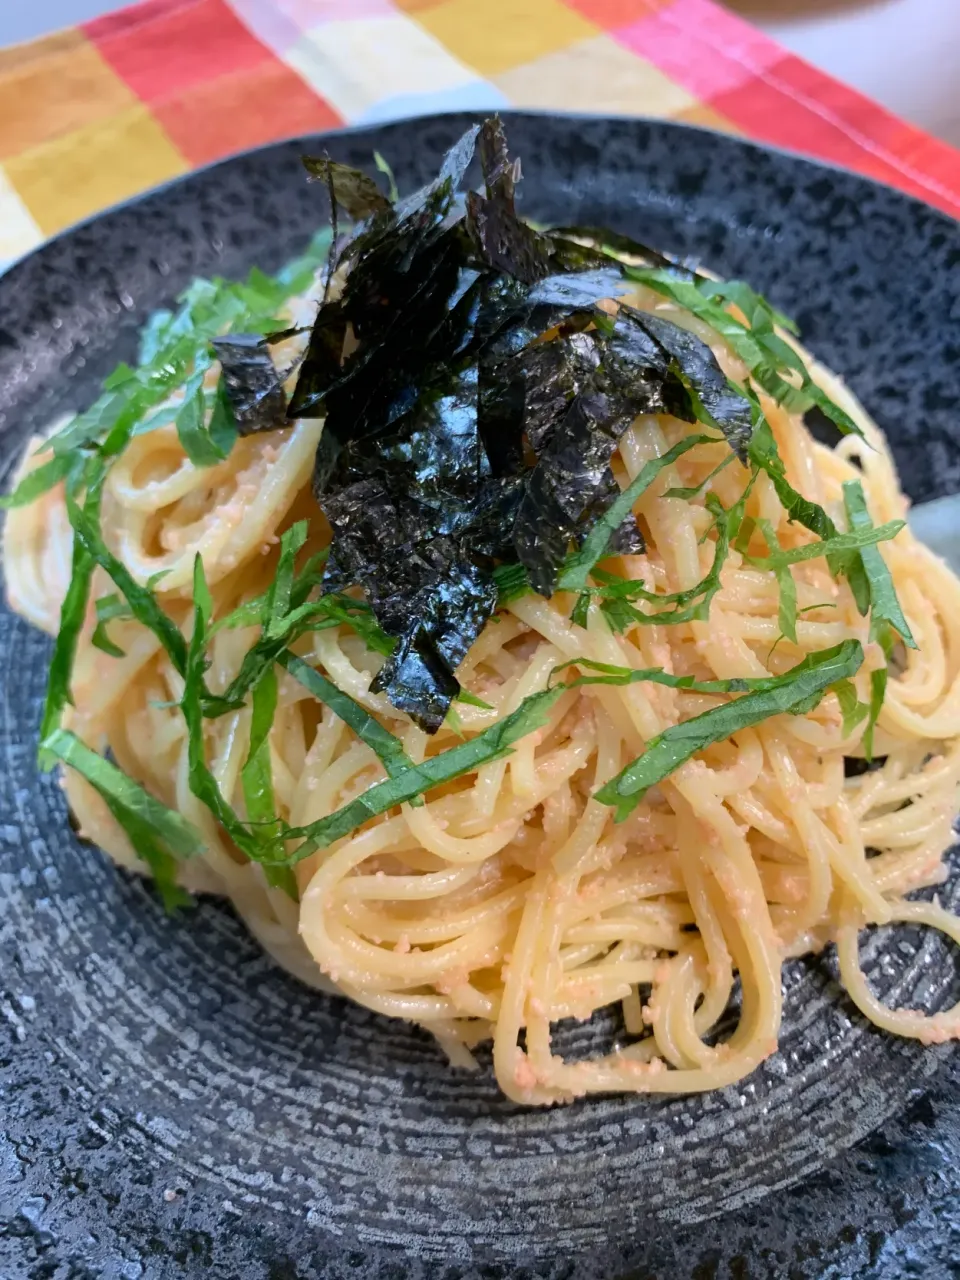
[211,331,299,435]
[276,117,752,731]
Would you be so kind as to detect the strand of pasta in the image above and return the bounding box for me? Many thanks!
[6,302,960,1105]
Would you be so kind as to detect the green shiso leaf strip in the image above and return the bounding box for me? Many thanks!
[590,475,755,633]
[264,521,308,639]
[240,665,281,837]
[182,554,247,841]
[184,549,407,882]
[456,689,494,711]
[738,507,908,659]
[832,678,870,740]
[863,627,895,763]
[278,649,417,782]
[694,279,799,337]
[198,522,389,718]
[493,562,532,607]
[594,640,865,821]
[206,379,240,457]
[65,485,188,676]
[624,267,863,440]
[91,592,134,659]
[550,656,768,695]
[205,542,393,718]
[37,466,105,771]
[662,451,735,501]
[0,451,77,509]
[174,370,235,467]
[841,480,916,648]
[209,548,329,637]
[41,726,202,911]
[745,415,838,545]
[238,664,298,900]
[570,591,591,629]
[834,481,915,760]
[181,555,296,898]
[756,519,798,645]
[260,686,570,867]
[556,433,717,595]
[740,517,907,570]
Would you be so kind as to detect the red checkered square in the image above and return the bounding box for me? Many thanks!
[562,0,673,26]
[616,0,783,100]
[154,59,342,166]
[85,0,272,102]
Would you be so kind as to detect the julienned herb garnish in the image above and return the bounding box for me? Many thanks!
[839,479,915,759]
[833,677,870,740]
[37,469,104,770]
[556,433,717,594]
[40,727,202,910]
[280,117,762,733]
[594,640,865,821]
[620,268,864,442]
[256,686,571,866]
[180,555,298,900]
[746,415,839,546]
[90,592,133,658]
[864,628,894,763]
[841,480,916,648]
[741,511,908,651]
[580,476,755,633]
[240,664,281,840]
[67,487,189,676]
[25,116,916,902]
[202,521,393,718]
[0,452,76,510]
[278,650,419,785]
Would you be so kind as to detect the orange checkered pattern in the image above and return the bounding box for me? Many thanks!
[2,0,958,268]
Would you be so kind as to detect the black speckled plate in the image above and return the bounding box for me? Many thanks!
[2,112,960,1280]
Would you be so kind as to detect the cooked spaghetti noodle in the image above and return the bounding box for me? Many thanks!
[5,258,960,1104]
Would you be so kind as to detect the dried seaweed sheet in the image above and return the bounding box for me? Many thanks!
[211,334,289,435]
[281,117,753,730]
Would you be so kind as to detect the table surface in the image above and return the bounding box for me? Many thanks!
[5,0,960,148]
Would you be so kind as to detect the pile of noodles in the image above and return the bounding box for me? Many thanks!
[6,278,960,1105]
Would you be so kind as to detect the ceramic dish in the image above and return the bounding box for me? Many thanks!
[1,111,959,1280]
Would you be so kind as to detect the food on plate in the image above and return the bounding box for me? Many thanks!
[5,118,959,1104]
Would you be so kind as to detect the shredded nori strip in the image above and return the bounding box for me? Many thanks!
[211,333,289,435]
[277,116,758,731]
[301,155,392,220]
[465,115,550,284]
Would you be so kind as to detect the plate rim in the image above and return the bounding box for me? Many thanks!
[2,106,960,1280]
[2,107,957,286]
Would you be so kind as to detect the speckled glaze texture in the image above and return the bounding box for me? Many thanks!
[1,113,959,1280]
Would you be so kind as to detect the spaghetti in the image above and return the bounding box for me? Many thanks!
[4,139,960,1104]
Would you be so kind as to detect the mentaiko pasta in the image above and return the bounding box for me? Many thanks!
[4,121,959,1105]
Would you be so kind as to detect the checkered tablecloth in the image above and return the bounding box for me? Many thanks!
[1,0,958,271]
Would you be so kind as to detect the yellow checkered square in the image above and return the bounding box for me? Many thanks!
[494,34,697,116]
[0,165,42,266]
[0,32,136,162]
[408,0,599,78]
[285,14,479,121]
[6,106,187,236]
